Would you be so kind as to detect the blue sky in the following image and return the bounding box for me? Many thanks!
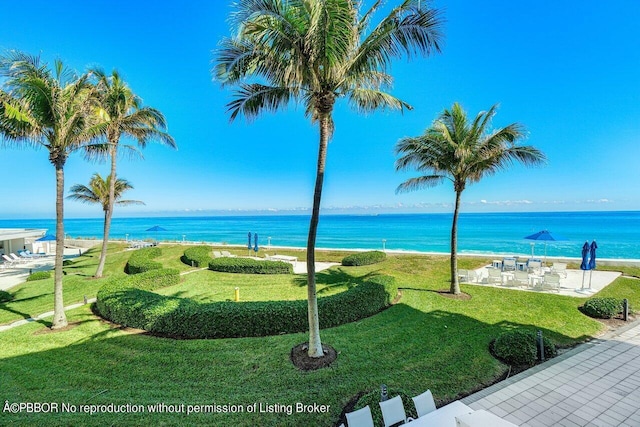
[0,0,638,219]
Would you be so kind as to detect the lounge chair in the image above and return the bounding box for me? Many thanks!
[10,253,27,264]
[412,389,437,418]
[486,267,503,284]
[343,405,374,427]
[541,273,561,292]
[507,270,530,288]
[379,395,413,427]
[502,257,516,271]
[551,262,567,278]
[2,254,17,267]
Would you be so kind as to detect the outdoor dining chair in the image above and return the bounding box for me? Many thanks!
[551,262,567,278]
[507,270,530,288]
[541,273,561,292]
[379,395,413,427]
[412,389,437,418]
[343,405,374,427]
[487,267,503,284]
[502,257,516,271]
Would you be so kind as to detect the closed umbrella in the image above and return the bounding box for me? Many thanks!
[247,232,252,255]
[254,233,259,253]
[588,240,598,289]
[579,241,590,290]
[524,230,568,264]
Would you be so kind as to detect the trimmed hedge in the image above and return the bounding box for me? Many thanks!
[209,257,293,274]
[342,251,387,266]
[582,297,624,319]
[181,246,213,268]
[352,388,417,427]
[125,247,163,274]
[493,329,557,367]
[26,271,52,281]
[95,274,398,339]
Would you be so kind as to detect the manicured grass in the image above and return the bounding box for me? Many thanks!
[1,246,638,426]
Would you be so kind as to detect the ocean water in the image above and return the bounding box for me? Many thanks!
[1,211,639,260]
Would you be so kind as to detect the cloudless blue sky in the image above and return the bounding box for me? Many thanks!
[1,0,639,219]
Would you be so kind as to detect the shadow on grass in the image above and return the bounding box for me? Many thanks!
[293,267,385,289]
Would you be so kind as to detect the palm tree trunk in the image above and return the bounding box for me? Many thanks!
[450,189,462,295]
[95,144,117,278]
[306,113,330,358]
[51,163,68,329]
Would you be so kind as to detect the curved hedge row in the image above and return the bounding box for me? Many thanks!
[181,246,212,268]
[342,251,387,266]
[95,274,398,339]
[125,247,163,274]
[209,257,293,274]
[26,271,52,281]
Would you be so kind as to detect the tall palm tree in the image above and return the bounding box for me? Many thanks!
[395,103,547,294]
[214,0,443,358]
[89,69,175,278]
[67,174,144,231]
[0,51,100,329]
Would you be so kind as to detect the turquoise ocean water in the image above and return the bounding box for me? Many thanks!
[1,211,639,260]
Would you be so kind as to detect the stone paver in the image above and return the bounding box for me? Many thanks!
[462,320,640,426]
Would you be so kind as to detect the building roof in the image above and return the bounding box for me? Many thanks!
[0,228,47,241]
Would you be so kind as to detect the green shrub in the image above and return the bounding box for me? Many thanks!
[582,297,624,319]
[26,271,52,281]
[96,274,399,339]
[342,251,387,266]
[62,259,74,266]
[352,388,417,427]
[0,290,13,303]
[125,247,163,274]
[493,329,557,367]
[209,257,293,274]
[181,246,213,268]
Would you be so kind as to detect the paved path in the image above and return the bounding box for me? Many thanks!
[462,321,640,426]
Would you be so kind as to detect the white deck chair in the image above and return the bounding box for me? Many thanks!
[528,259,542,274]
[551,262,567,278]
[344,405,374,427]
[412,389,437,418]
[10,253,27,264]
[486,268,503,284]
[541,273,561,292]
[508,270,530,288]
[2,254,17,266]
[379,395,413,427]
[502,258,516,271]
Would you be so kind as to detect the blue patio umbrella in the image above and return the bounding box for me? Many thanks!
[247,232,252,250]
[145,225,167,243]
[524,230,568,261]
[580,241,590,289]
[588,240,598,289]
[254,233,259,253]
[36,234,56,242]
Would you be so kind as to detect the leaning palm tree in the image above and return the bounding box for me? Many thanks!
[214,0,443,358]
[0,51,100,329]
[395,103,547,294]
[89,69,175,278]
[67,174,144,235]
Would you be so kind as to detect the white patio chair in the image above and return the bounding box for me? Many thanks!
[379,395,413,427]
[551,262,567,278]
[459,269,478,283]
[502,258,516,271]
[486,268,502,284]
[528,259,542,274]
[344,405,374,427]
[412,389,437,418]
[541,273,561,292]
[507,270,529,288]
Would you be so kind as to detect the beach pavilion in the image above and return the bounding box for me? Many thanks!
[0,228,47,256]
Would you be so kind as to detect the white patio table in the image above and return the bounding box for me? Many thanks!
[403,400,473,427]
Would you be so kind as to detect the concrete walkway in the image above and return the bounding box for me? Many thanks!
[462,321,640,426]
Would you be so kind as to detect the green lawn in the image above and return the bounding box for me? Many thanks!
[1,244,638,426]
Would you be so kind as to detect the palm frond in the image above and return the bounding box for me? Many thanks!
[396,174,447,193]
[227,83,293,122]
[348,87,412,113]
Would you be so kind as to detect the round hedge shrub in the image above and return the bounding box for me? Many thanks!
[26,271,52,281]
[181,246,213,268]
[352,388,417,427]
[582,297,623,319]
[342,251,387,267]
[96,274,398,339]
[493,329,557,367]
[209,257,293,274]
[125,247,163,274]
[0,290,13,303]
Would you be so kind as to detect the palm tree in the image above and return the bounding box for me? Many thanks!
[0,51,100,329]
[67,174,144,234]
[89,69,175,278]
[214,0,444,358]
[395,103,546,294]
